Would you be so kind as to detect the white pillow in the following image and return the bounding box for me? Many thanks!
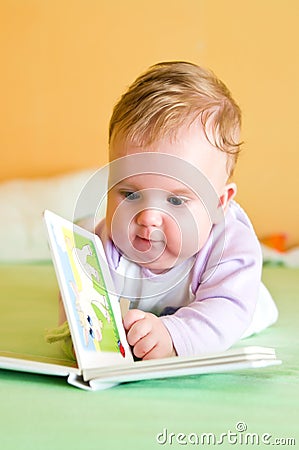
[0,168,102,262]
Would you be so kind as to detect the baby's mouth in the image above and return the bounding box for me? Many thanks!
[133,236,150,252]
[133,235,164,252]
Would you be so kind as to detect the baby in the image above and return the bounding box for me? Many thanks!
[61,61,278,360]
[92,61,278,360]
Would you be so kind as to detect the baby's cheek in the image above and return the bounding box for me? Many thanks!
[166,213,200,258]
[172,205,213,259]
[109,206,133,252]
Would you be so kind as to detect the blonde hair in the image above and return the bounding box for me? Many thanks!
[109,61,242,175]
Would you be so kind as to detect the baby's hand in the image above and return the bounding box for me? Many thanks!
[123,309,176,360]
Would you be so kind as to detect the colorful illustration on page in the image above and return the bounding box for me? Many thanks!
[53,223,125,356]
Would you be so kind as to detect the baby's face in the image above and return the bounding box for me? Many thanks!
[106,121,233,273]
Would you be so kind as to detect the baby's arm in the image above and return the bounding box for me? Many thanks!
[160,224,264,357]
[123,309,176,360]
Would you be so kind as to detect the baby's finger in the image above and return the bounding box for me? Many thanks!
[123,309,145,331]
[133,334,157,359]
[142,343,165,360]
[126,317,152,347]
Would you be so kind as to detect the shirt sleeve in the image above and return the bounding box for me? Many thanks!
[160,202,263,357]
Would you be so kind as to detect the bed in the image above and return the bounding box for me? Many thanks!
[0,172,298,449]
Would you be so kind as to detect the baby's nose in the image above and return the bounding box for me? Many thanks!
[136,208,163,227]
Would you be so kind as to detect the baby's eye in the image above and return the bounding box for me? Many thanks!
[167,195,186,206]
[121,191,141,201]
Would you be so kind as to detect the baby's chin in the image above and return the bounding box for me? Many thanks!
[121,245,176,274]
[131,251,187,274]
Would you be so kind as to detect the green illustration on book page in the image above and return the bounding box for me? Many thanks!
[62,227,125,357]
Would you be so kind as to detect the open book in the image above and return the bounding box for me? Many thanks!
[0,210,281,390]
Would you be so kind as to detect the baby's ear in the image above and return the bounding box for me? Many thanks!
[219,183,237,213]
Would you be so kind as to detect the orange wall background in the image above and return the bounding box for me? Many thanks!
[1,0,298,245]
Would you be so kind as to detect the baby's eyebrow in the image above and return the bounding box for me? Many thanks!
[117,185,194,195]
[170,188,190,194]
[167,187,195,197]
[114,180,196,198]
[116,183,140,191]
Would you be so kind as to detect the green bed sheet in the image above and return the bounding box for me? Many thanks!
[0,263,298,450]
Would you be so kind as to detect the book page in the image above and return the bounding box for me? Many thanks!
[44,210,133,371]
[83,346,280,382]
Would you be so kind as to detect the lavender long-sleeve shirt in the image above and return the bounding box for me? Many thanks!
[95,201,263,356]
